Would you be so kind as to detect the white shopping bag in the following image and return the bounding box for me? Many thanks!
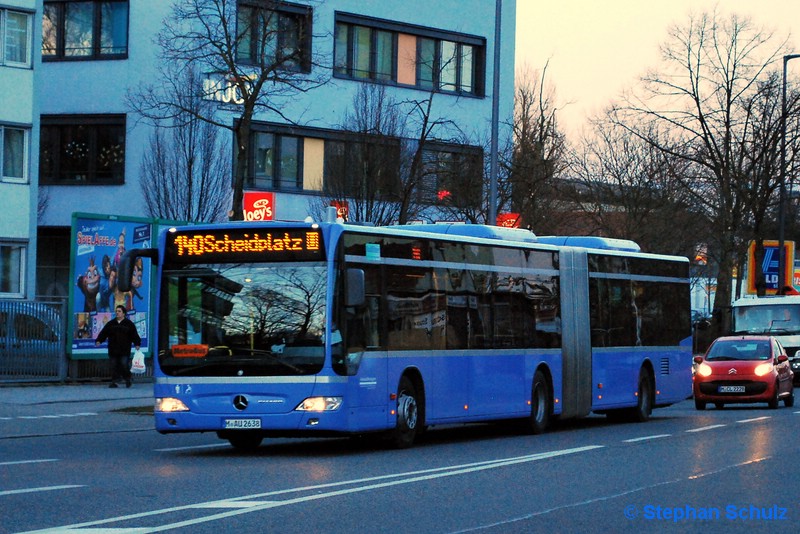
[130,349,147,374]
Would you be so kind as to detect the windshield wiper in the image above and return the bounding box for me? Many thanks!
[235,348,304,374]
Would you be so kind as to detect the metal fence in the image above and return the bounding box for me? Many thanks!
[0,299,68,382]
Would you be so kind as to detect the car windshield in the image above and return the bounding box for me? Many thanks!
[732,304,800,334]
[158,262,328,376]
[706,340,772,361]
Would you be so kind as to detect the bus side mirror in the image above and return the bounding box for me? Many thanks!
[117,248,159,292]
[345,268,365,308]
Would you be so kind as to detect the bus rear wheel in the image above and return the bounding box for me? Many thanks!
[390,376,420,449]
[529,370,551,434]
[631,368,653,422]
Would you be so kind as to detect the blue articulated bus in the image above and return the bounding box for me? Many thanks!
[118,216,692,450]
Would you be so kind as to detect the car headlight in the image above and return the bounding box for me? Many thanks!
[754,363,773,377]
[155,397,190,412]
[696,363,713,377]
[295,396,342,412]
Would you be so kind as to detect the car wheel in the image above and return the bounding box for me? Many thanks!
[768,384,779,409]
[694,398,706,410]
[714,402,724,410]
[529,370,552,434]
[390,376,420,449]
[784,391,794,408]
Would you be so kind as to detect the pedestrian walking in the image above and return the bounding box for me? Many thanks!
[95,305,141,388]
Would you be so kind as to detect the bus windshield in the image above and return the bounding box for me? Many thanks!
[733,303,800,335]
[159,262,328,377]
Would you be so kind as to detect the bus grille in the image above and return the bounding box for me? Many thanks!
[660,358,670,375]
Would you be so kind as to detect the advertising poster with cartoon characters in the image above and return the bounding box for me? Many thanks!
[70,214,151,358]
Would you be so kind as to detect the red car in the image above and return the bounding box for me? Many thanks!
[693,335,794,410]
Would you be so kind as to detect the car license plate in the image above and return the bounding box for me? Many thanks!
[718,385,745,393]
[224,418,261,429]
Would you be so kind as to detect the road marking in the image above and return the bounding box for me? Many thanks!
[453,456,771,533]
[17,445,604,533]
[0,485,84,497]
[685,424,726,433]
[193,500,274,509]
[736,416,771,423]
[154,443,229,452]
[622,434,671,443]
[10,413,98,421]
[0,459,58,467]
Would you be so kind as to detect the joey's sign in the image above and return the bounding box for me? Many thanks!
[243,191,275,221]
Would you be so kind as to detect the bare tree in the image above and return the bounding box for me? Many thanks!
[139,69,232,222]
[396,92,465,224]
[508,64,569,233]
[311,84,406,225]
[611,9,790,332]
[569,116,706,255]
[313,82,478,225]
[127,0,327,220]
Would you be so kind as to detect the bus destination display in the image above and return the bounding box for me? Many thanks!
[166,228,324,263]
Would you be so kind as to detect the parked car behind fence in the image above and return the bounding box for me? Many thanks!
[0,300,67,382]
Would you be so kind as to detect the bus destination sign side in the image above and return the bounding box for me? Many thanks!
[166,228,324,263]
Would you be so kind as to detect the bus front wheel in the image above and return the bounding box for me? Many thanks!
[224,431,263,451]
[529,370,551,434]
[390,376,420,449]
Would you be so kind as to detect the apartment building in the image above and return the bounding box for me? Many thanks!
[34,0,516,300]
[0,1,37,299]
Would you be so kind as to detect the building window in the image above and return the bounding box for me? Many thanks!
[42,0,129,60]
[419,146,483,207]
[1,8,32,67]
[1,126,28,183]
[418,38,477,94]
[40,115,126,185]
[334,13,485,96]
[247,132,302,190]
[236,1,311,72]
[334,22,395,81]
[0,241,25,297]
[324,138,400,199]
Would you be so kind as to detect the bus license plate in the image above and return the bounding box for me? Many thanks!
[718,385,745,393]
[224,419,261,429]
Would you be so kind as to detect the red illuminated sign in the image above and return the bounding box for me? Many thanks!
[330,200,349,221]
[496,213,520,228]
[243,191,275,221]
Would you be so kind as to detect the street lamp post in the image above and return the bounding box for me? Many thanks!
[488,0,502,226]
[778,54,800,293]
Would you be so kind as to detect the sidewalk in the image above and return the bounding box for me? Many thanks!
[0,380,153,405]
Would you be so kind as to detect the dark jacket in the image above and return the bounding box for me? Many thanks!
[96,317,141,357]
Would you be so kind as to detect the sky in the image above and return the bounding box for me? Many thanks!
[515,0,800,139]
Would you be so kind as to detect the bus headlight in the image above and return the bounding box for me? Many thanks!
[155,397,190,412]
[754,363,773,377]
[295,397,342,412]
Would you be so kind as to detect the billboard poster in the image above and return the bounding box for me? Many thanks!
[70,214,152,358]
